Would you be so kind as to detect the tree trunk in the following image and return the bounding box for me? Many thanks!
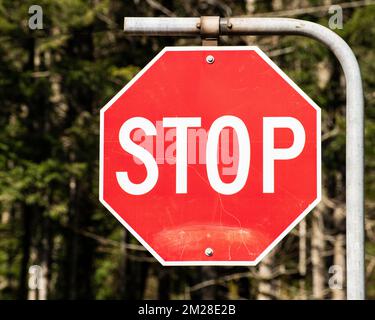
[200,267,217,300]
[38,213,52,300]
[68,175,78,299]
[119,229,128,299]
[18,205,32,300]
[298,219,307,299]
[311,207,326,299]
[257,252,277,299]
[237,267,251,299]
[331,206,345,299]
[157,267,171,300]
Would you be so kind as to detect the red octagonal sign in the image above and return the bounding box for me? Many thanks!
[100,47,321,266]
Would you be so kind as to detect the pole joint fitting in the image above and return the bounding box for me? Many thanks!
[199,16,220,46]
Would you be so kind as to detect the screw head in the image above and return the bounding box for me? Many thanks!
[205,247,214,257]
[206,55,215,64]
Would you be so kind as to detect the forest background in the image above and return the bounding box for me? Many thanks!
[0,0,374,300]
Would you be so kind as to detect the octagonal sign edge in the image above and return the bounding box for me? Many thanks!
[99,46,321,266]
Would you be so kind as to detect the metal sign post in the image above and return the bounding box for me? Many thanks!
[123,16,365,300]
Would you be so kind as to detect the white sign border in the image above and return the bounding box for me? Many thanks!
[99,46,321,266]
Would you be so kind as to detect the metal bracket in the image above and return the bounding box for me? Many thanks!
[198,16,220,46]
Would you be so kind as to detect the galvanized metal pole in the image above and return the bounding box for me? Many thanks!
[124,17,365,300]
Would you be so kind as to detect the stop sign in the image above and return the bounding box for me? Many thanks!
[100,47,321,265]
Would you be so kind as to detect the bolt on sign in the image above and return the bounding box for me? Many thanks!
[99,47,321,266]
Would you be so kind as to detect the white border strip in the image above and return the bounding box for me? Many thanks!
[99,46,321,266]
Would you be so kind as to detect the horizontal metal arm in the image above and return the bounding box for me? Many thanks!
[124,17,201,36]
[124,16,365,300]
